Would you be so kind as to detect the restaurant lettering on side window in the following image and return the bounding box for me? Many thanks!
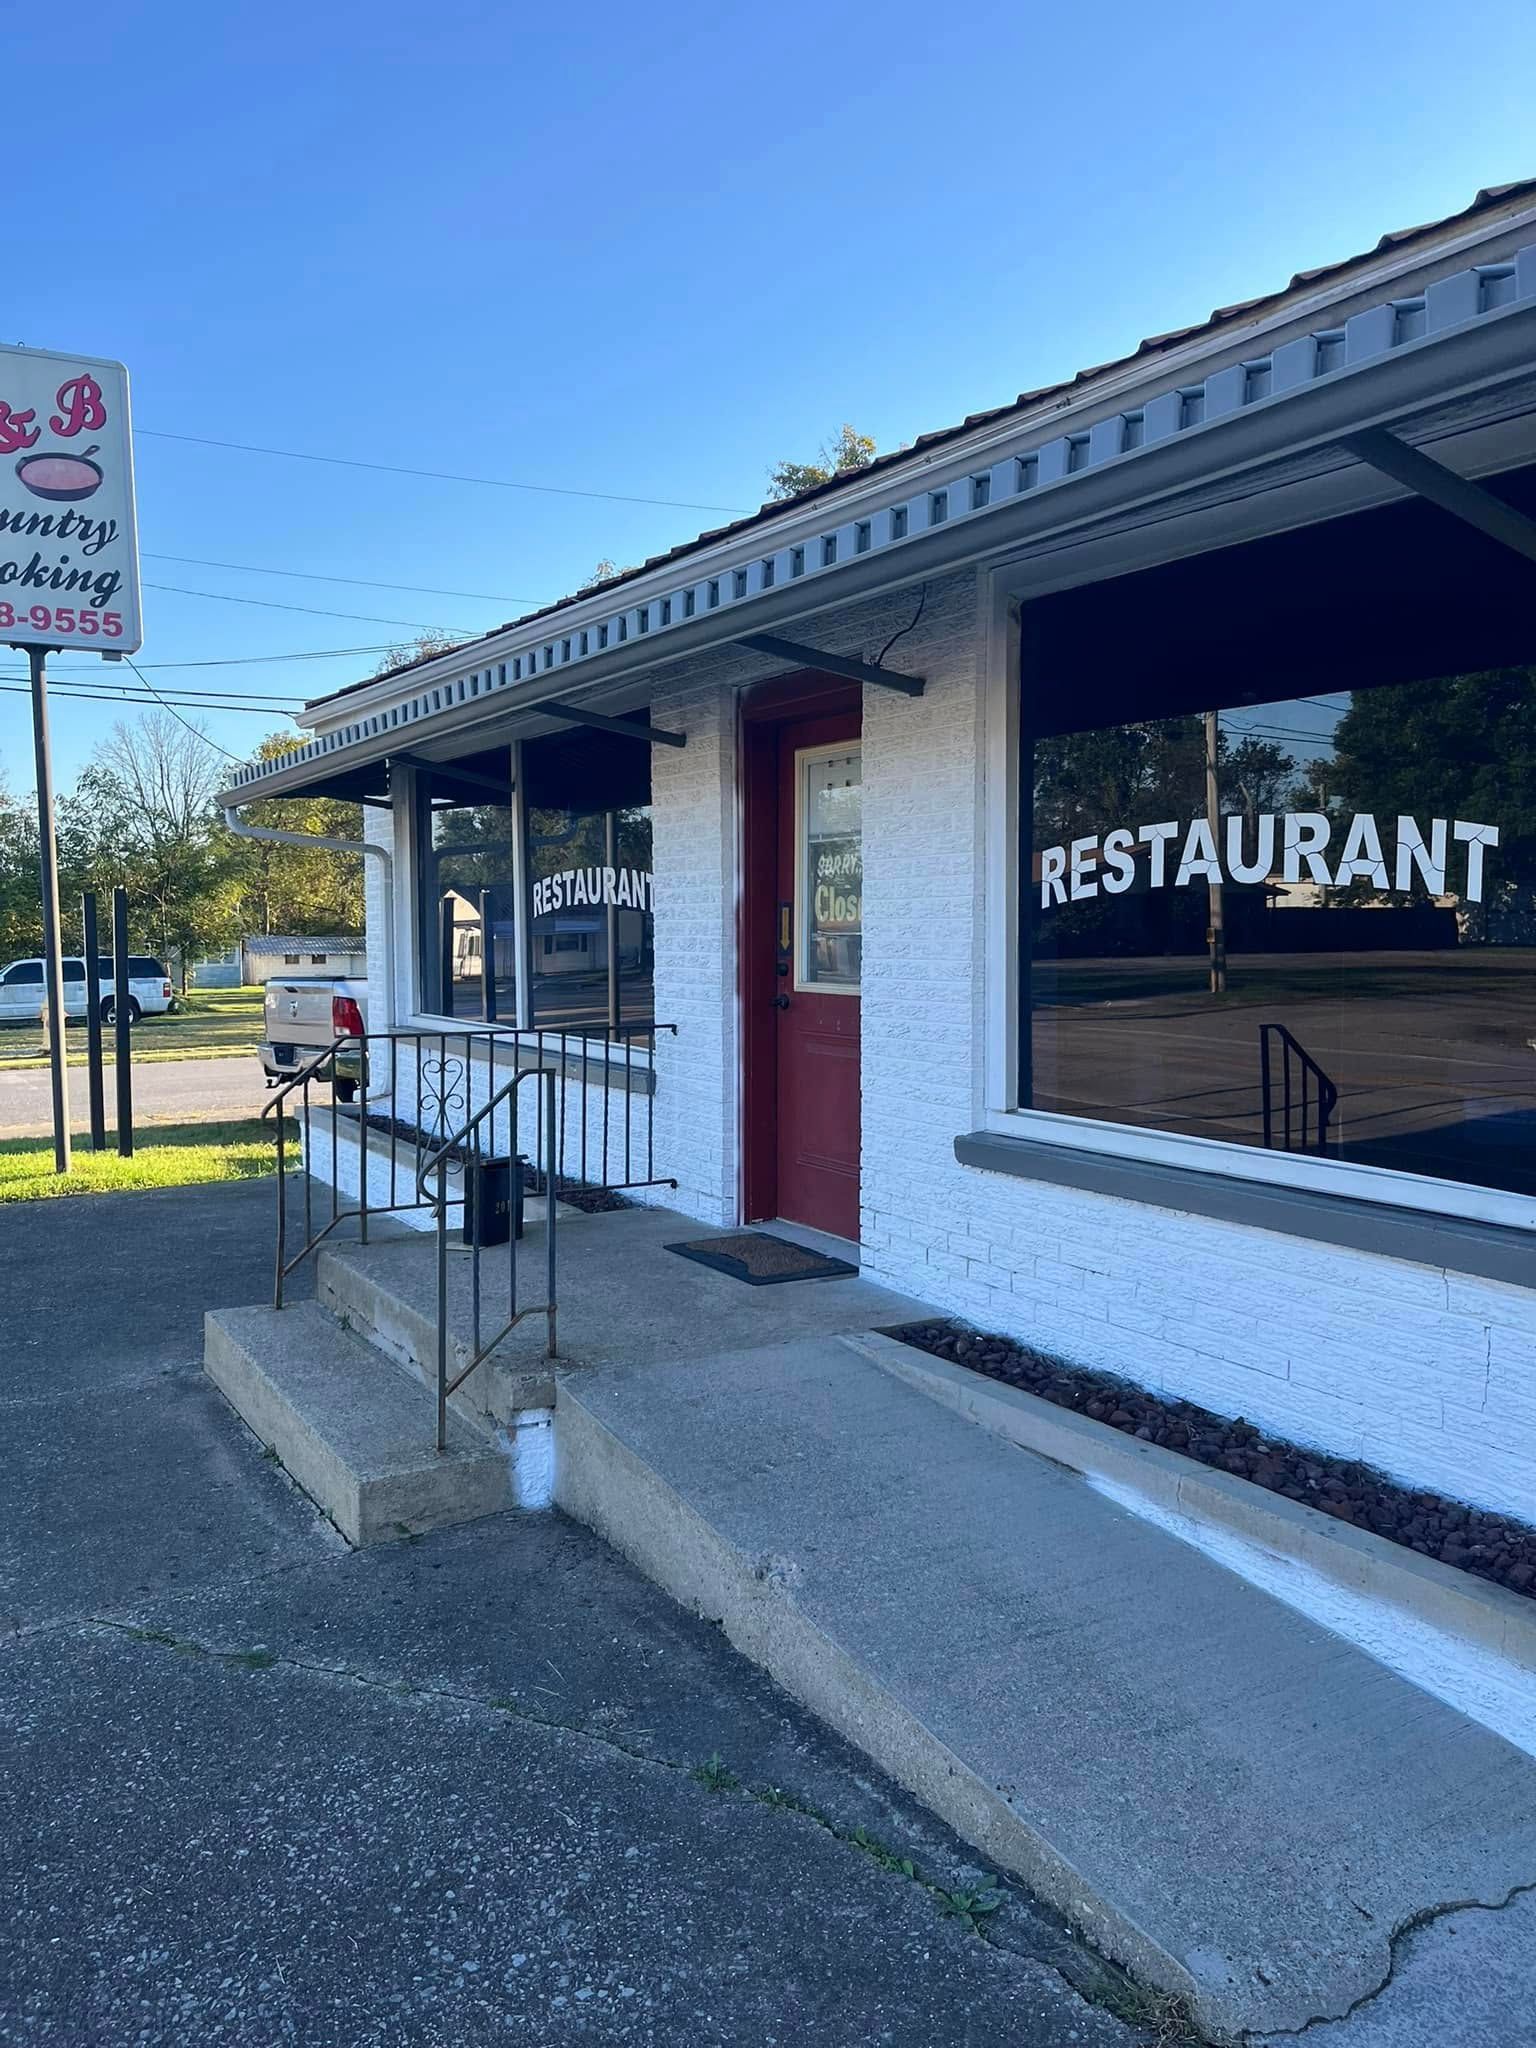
[224,183,1536,1529]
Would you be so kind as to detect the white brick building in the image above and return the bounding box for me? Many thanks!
[225,182,1536,1526]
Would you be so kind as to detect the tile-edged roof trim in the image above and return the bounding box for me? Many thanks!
[229,190,1536,798]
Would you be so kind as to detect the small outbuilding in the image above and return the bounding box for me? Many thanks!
[242,934,367,984]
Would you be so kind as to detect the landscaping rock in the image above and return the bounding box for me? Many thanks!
[887,1319,1536,1606]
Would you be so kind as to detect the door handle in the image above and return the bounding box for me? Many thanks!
[771,993,791,1010]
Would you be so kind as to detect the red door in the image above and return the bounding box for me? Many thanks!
[774,712,862,1238]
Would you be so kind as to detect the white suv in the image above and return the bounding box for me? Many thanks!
[0,955,175,1027]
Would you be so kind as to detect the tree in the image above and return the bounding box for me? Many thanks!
[766,424,877,502]
[234,733,365,937]
[1315,667,1536,916]
[76,712,244,986]
[0,774,40,959]
[578,559,624,594]
[373,629,461,678]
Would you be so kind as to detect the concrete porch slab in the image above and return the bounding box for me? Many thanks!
[317,1206,931,1421]
[553,1332,1536,2043]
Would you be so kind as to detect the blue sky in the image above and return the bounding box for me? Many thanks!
[4,0,1534,784]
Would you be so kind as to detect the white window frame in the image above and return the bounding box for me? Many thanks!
[979,559,1536,1238]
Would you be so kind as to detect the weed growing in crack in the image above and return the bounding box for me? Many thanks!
[1098,1983,1205,2047]
[692,1752,739,1793]
[848,1826,918,1880]
[224,1647,279,1672]
[937,1885,1006,1935]
[751,1785,832,1827]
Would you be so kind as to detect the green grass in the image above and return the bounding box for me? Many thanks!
[0,985,266,1069]
[0,1118,284,1199]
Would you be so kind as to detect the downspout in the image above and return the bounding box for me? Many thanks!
[222,805,395,1102]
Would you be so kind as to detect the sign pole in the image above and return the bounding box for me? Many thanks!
[27,644,70,1173]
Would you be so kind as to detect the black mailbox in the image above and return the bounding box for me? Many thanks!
[462,1155,524,1247]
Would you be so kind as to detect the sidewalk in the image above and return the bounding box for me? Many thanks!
[557,1325,1536,2042]
[0,1181,1139,2047]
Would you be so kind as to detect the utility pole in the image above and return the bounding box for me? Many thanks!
[27,645,71,1173]
[1204,707,1227,996]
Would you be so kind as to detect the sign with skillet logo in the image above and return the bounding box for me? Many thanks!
[0,344,141,654]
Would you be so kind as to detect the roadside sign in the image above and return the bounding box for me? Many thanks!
[0,344,141,655]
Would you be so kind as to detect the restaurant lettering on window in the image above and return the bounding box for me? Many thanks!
[1024,671,1536,1199]
[1038,813,1500,904]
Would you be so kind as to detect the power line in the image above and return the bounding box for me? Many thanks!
[143,551,545,606]
[0,683,303,710]
[143,580,475,632]
[0,673,304,704]
[137,427,755,516]
[34,642,399,673]
[0,680,295,718]
[119,653,248,761]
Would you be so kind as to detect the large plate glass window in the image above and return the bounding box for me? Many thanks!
[415,756,515,1020]
[1019,483,1536,1200]
[523,724,654,1036]
[795,744,862,993]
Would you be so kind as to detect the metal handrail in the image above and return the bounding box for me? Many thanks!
[1259,1022,1338,1154]
[262,1021,678,1452]
[417,1063,559,1451]
[268,1036,367,1304]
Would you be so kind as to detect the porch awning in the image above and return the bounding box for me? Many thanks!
[221,190,1536,811]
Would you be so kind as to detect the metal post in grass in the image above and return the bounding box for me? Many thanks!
[81,891,106,1150]
[112,887,133,1157]
[27,645,70,1174]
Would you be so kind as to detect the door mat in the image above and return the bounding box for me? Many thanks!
[665,1232,858,1286]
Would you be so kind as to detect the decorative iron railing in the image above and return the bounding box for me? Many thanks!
[261,1026,677,1440]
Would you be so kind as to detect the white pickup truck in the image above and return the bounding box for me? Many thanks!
[260,975,369,1099]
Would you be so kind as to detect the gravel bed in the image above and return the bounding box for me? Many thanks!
[888,1319,1536,1604]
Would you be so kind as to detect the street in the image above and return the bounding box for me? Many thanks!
[0,1054,265,1139]
[0,1179,1141,2048]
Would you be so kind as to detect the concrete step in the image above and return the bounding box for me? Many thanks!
[205,1301,514,1546]
[554,1333,1536,2044]
[316,1233,562,1429]
[316,1203,928,1429]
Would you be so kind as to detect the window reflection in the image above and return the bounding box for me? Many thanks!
[1028,671,1536,1196]
[526,804,654,1033]
[798,747,862,990]
[416,766,515,1020]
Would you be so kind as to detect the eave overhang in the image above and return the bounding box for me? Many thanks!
[221,229,1536,808]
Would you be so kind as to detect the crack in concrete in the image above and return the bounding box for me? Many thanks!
[1251,1877,1536,2041]
[73,1613,1166,2039]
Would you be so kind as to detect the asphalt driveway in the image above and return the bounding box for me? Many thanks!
[0,1180,1146,2047]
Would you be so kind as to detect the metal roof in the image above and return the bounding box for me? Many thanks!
[312,178,1536,708]
[224,178,1536,803]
